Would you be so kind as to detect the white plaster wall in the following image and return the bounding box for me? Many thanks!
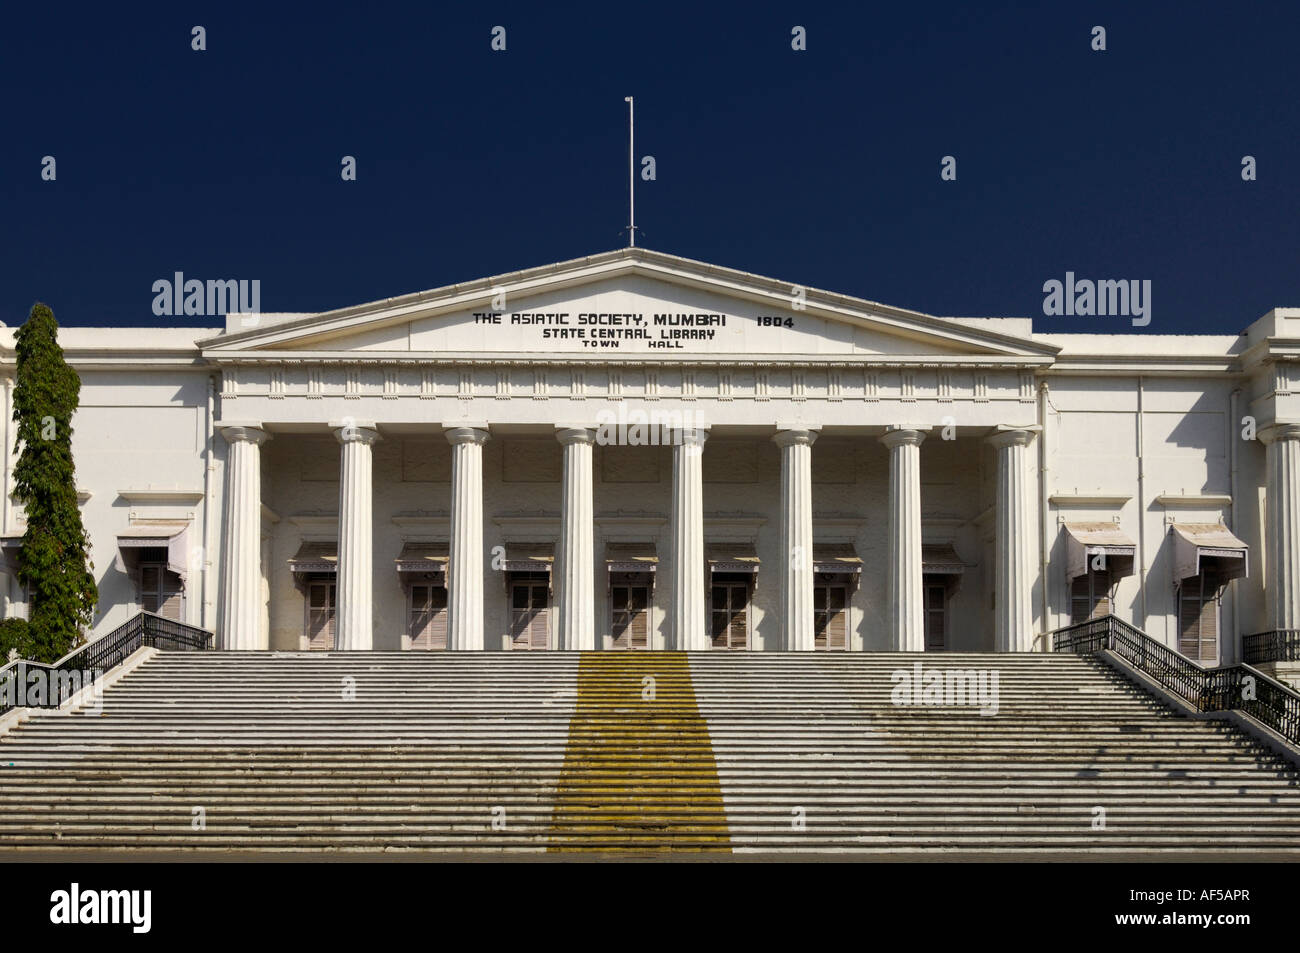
[1044,375,1265,659]
[71,370,213,638]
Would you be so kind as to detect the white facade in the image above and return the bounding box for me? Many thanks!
[1,248,1297,659]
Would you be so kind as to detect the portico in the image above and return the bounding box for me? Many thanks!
[215,413,1036,653]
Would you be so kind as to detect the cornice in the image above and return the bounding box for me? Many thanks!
[1049,493,1134,506]
[288,513,338,531]
[1154,493,1234,508]
[201,351,1056,368]
[1043,355,1244,376]
[117,488,206,504]
[1237,338,1300,373]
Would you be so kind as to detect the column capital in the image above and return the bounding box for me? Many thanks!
[444,426,490,446]
[1259,422,1300,445]
[330,421,380,445]
[216,422,270,446]
[556,426,597,445]
[985,424,1041,450]
[675,427,709,449]
[880,425,929,449]
[773,428,819,449]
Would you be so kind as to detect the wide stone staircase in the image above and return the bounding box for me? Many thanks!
[1,649,1298,854]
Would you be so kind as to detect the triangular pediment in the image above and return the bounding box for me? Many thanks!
[199,248,1057,362]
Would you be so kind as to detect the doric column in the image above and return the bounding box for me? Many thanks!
[671,427,709,650]
[1261,423,1300,629]
[333,421,379,651]
[774,428,818,650]
[218,423,270,650]
[880,426,927,651]
[987,427,1039,652]
[446,426,490,650]
[556,427,596,650]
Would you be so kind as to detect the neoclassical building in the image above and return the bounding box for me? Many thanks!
[0,248,1296,660]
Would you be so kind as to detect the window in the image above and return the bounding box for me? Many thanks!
[924,581,947,651]
[710,575,750,650]
[510,574,550,650]
[814,582,848,650]
[610,583,650,649]
[408,583,448,650]
[136,548,183,621]
[305,579,336,651]
[1070,569,1114,625]
[1178,569,1221,664]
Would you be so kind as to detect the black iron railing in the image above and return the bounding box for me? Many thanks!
[1242,629,1300,664]
[1239,664,1300,745]
[1052,614,1300,747]
[0,612,212,718]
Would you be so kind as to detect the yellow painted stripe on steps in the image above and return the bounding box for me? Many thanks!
[547,652,730,852]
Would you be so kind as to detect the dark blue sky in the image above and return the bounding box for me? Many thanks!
[3,1,1298,333]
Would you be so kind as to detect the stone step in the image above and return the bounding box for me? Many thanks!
[4,648,1297,854]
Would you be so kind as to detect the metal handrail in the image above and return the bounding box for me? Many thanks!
[1243,629,1300,664]
[1053,614,1300,747]
[0,611,213,716]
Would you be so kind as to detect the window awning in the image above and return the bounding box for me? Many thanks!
[922,543,965,575]
[503,542,554,573]
[288,540,337,574]
[605,542,657,573]
[813,543,861,574]
[1064,522,1136,580]
[1172,523,1248,582]
[395,541,448,574]
[114,523,191,582]
[707,543,759,574]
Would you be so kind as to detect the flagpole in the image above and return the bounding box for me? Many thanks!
[624,96,635,247]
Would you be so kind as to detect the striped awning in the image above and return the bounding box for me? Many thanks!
[814,543,862,574]
[288,540,337,574]
[395,541,448,574]
[707,543,759,574]
[1064,522,1136,580]
[1172,523,1248,582]
[922,543,965,575]
[503,542,554,573]
[605,542,657,573]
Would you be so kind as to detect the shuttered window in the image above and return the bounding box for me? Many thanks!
[510,579,550,650]
[710,577,749,650]
[925,582,947,650]
[138,560,183,622]
[1178,570,1221,664]
[611,585,650,649]
[306,580,336,651]
[814,584,848,650]
[1070,569,1113,625]
[408,584,448,650]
